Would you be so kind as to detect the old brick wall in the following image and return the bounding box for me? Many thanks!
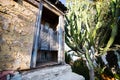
[0,0,38,71]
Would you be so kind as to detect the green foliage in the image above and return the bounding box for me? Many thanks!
[65,52,72,64]
[65,0,120,79]
[65,53,89,79]
[101,0,120,53]
[71,60,89,80]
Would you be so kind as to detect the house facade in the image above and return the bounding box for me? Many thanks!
[0,0,67,71]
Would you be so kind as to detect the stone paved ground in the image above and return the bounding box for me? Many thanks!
[22,64,85,80]
[53,71,85,80]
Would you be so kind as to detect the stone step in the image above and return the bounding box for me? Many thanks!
[22,64,85,80]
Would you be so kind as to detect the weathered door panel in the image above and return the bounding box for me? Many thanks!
[49,28,58,50]
[40,24,49,50]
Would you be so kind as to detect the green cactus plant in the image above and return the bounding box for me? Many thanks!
[65,0,120,79]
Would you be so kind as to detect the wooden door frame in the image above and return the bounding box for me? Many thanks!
[31,2,43,68]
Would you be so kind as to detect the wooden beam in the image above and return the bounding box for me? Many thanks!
[58,15,65,64]
[26,0,64,16]
[42,0,64,16]
[31,2,43,68]
[25,0,39,8]
[14,0,23,5]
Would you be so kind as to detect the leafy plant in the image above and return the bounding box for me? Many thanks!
[65,0,120,79]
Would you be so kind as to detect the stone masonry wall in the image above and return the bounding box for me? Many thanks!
[0,0,38,71]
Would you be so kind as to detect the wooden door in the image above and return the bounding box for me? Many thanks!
[40,23,49,50]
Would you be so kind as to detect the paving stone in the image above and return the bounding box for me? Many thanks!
[22,64,85,80]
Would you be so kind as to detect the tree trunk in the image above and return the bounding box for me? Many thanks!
[89,68,95,80]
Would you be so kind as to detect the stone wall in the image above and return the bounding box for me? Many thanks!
[0,0,38,71]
